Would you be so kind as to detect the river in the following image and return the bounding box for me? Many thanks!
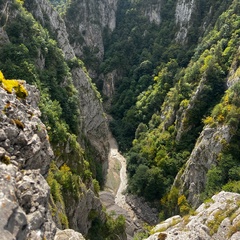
[100,133,141,238]
[100,133,158,239]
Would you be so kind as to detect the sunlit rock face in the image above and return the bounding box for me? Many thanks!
[146,191,240,240]
[65,0,118,60]
[0,81,86,240]
[175,0,196,43]
[0,82,55,239]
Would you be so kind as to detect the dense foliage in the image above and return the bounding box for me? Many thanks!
[99,0,240,217]
[0,1,121,238]
[3,0,240,234]
[103,0,233,151]
[48,0,70,15]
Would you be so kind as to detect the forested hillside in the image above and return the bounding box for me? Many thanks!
[98,0,240,218]
[1,0,240,239]
[0,0,125,239]
[49,0,240,217]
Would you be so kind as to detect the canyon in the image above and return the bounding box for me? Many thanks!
[1,0,240,239]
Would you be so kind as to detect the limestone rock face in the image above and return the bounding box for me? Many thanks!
[173,57,240,207]
[0,84,54,239]
[65,0,118,60]
[146,191,240,240]
[174,124,232,207]
[24,0,75,60]
[66,185,105,235]
[24,0,110,168]
[175,0,196,43]
[0,84,53,176]
[54,229,85,240]
[71,67,109,171]
[143,2,162,24]
[0,84,85,240]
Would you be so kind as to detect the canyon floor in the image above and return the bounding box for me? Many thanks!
[100,133,158,239]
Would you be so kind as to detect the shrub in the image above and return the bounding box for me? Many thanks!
[0,71,28,98]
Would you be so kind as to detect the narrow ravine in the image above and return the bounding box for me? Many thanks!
[100,132,159,239]
[100,133,142,239]
[108,134,136,219]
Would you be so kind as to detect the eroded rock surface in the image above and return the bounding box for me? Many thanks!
[0,84,85,239]
[146,191,240,240]
[24,0,110,171]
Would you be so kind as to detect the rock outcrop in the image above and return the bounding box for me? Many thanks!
[146,191,240,240]
[65,0,118,60]
[24,0,75,60]
[174,125,232,207]
[0,82,85,239]
[175,0,196,43]
[142,1,162,24]
[173,54,240,207]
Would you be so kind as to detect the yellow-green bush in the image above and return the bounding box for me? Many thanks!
[0,71,28,99]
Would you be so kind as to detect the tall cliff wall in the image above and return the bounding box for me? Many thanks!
[0,77,84,240]
[174,46,240,207]
[65,0,118,61]
[24,0,110,170]
[0,0,110,237]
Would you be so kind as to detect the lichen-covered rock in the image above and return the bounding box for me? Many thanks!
[0,83,86,239]
[54,229,85,240]
[0,84,53,176]
[0,83,56,239]
[146,191,240,240]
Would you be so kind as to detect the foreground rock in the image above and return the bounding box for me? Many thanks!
[0,83,85,239]
[146,191,240,240]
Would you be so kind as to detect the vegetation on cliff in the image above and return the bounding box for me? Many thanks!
[0,0,125,238]
[97,0,240,220]
[48,0,240,224]
[2,0,240,238]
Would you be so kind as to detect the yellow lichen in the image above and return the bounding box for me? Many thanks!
[12,119,25,130]
[0,71,28,99]
[1,155,10,165]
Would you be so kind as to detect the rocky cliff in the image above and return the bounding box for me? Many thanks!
[65,0,118,61]
[0,0,111,237]
[0,76,84,240]
[24,0,110,175]
[175,0,196,43]
[173,45,240,206]
[146,191,240,240]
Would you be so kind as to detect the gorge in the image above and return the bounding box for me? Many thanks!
[1,0,240,239]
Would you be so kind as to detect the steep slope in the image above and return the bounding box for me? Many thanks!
[23,0,109,178]
[0,0,126,238]
[174,44,240,207]
[100,0,233,151]
[2,0,240,239]
[64,0,118,74]
[0,73,84,240]
[104,0,240,218]
[147,191,240,240]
